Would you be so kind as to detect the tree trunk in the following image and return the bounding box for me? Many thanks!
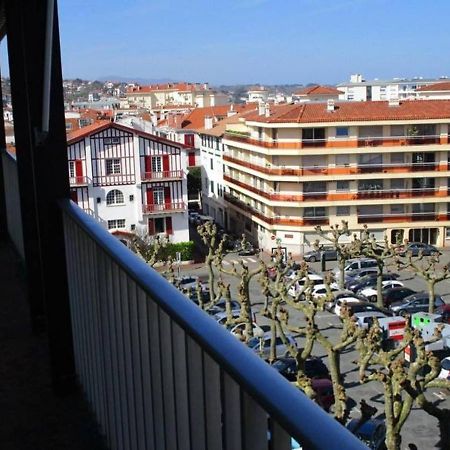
[376,262,384,308]
[338,257,345,290]
[327,349,347,422]
[428,280,436,313]
[385,426,402,450]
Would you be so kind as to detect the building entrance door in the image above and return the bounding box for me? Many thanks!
[408,228,438,245]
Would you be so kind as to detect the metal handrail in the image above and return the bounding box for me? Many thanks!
[59,199,365,449]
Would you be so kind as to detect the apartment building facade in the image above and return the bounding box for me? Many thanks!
[67,121,189,242]
[221,100,450,254]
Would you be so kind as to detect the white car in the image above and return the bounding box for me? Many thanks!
[354,311,388,329]
[334,297,363,317]
[310,283,340,300]
[287,274,324,297]
[247,332,297,360]
[229,322,270,338]
[439,357,450,380]
[358,280,404,302]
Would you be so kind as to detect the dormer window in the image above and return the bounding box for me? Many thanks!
[104,137,120,145]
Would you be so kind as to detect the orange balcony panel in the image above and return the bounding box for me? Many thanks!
[141,170,183,181]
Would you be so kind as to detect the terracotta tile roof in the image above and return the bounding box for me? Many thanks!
[243,99,450,124]
[180,103,258,130]
[416,82,450,92]
[66,120,191,149]
[126,82,209,94]
[196,109,257,137]
[294,85,343,96]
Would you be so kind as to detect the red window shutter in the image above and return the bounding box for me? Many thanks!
[145,155,152,175]
[70,190,78,204]
[75,159,83,177]
[184,134,194,147]
[165,217,173,235]
[188,151,196,166]
[164,187,171,208]
[146,187,153,206]
[148,218,155,235]
[162,154,170,173]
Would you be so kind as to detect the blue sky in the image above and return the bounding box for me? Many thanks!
[55,0,450,85]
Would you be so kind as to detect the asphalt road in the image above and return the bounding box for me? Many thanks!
[176,228,450,448]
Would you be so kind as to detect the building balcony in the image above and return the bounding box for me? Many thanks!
[142,202,186,214]
[223,155,448,178]
[141,170,184,182]
[224,193,330,227]
[224,131,447,150]
[224,175,448,204]
[69,175,89,186]
[357,212,449,224]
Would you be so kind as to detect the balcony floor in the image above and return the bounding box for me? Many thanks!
[0,240,107,450]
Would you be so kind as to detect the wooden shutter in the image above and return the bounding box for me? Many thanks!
[148,218,155,235]
[146,187,153,208]
[145,155,152,175]
[165,217,173,235]
[75,160,83,180]
[163,154,170,173]
[164,187,171,208]
[70,190,78,204]
[188,151,196,166]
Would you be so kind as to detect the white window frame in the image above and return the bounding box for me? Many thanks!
[106,189,125,205]
[106,158,121,175]
[152,156,162,172]
[153,188,165,205]
[68,161,75,178]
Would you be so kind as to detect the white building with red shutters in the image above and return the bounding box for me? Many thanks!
[67,121,189,243]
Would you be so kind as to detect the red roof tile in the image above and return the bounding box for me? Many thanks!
[416,82,450,92]
[126,82,209,94]
[294,85,343,96]
[243,99,450,124]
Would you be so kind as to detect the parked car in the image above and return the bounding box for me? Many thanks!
[213,310,241,325]
[382,287,416,308]
[303,246,337,263]
[435,304,450,324]
[346,418,386,450]
[326,290,366,312]
[188,290,211,305]
[206,298,241,315]
[238,245,259,256]
[348,302,392,317]
[397,242,440,257]
[439,356,450,380]
[354,311,389,329]
[344,267,378,284]
[229,322,270,338]
[390,292,446,316]
[310,283,340,300]
[174,275,200,291]
[347,273,399,294]
[288,274,324,297]
[247,332,297,360]
[271,356,330,381]
[332,258,378,280]
[334,297,364,317]
[358,280,404,302]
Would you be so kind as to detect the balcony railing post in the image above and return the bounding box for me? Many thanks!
[0,67,7,241]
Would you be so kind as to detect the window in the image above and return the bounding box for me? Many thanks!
[152,156,162,172]
[65,122,73,130]
[446,228,450,239]
[302,128,325,141]
[107,219,126,229]
[272,128,278,140]
[336,154,350,167]
[336,127,349,137]
[210,158,214,170]
[304,207,326,218]
[68,161,75,178]
[391,153,405,164]
[106,189,124,205]
[104,137,120,145]
[210,180,215,194]
[390,125,404,137]
[391,204,405,214]
[106,158,121,175]
[336,181,349,191]
[154,218,165,233]
[153,188,165,205]
[336,206,350,216]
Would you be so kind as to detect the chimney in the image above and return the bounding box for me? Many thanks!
[227,104,237,117]
[204,115,213,130]
[265,103,270,117]
[258,103,266,116]
[327,99,335,112]
[388,97,400,107]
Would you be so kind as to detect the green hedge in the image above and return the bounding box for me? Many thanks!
[158,241,194,261]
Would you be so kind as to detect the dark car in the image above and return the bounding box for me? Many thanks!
[347,302,393,317]
[382,287,416,307]
[347,273,399,293]
[344,267,379,285]
[346,418,386,450]
[435,304,450,324]
[390,292,445,316]
[303,246,337,263]
[271,357,330,381]
[397,242,440,257]
[206,298,241,315]
[238,245,259,256]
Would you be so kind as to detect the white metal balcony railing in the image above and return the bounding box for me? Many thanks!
[142,202,187,214]
[69,175,89,186]
[59,199,366,450]
[141,170,184,181]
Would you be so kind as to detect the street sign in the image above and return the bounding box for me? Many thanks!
[176,252,181,263]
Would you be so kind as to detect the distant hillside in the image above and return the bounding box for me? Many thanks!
[96,76,176,84]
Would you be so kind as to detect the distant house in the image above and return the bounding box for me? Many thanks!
[293,85,343,103]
